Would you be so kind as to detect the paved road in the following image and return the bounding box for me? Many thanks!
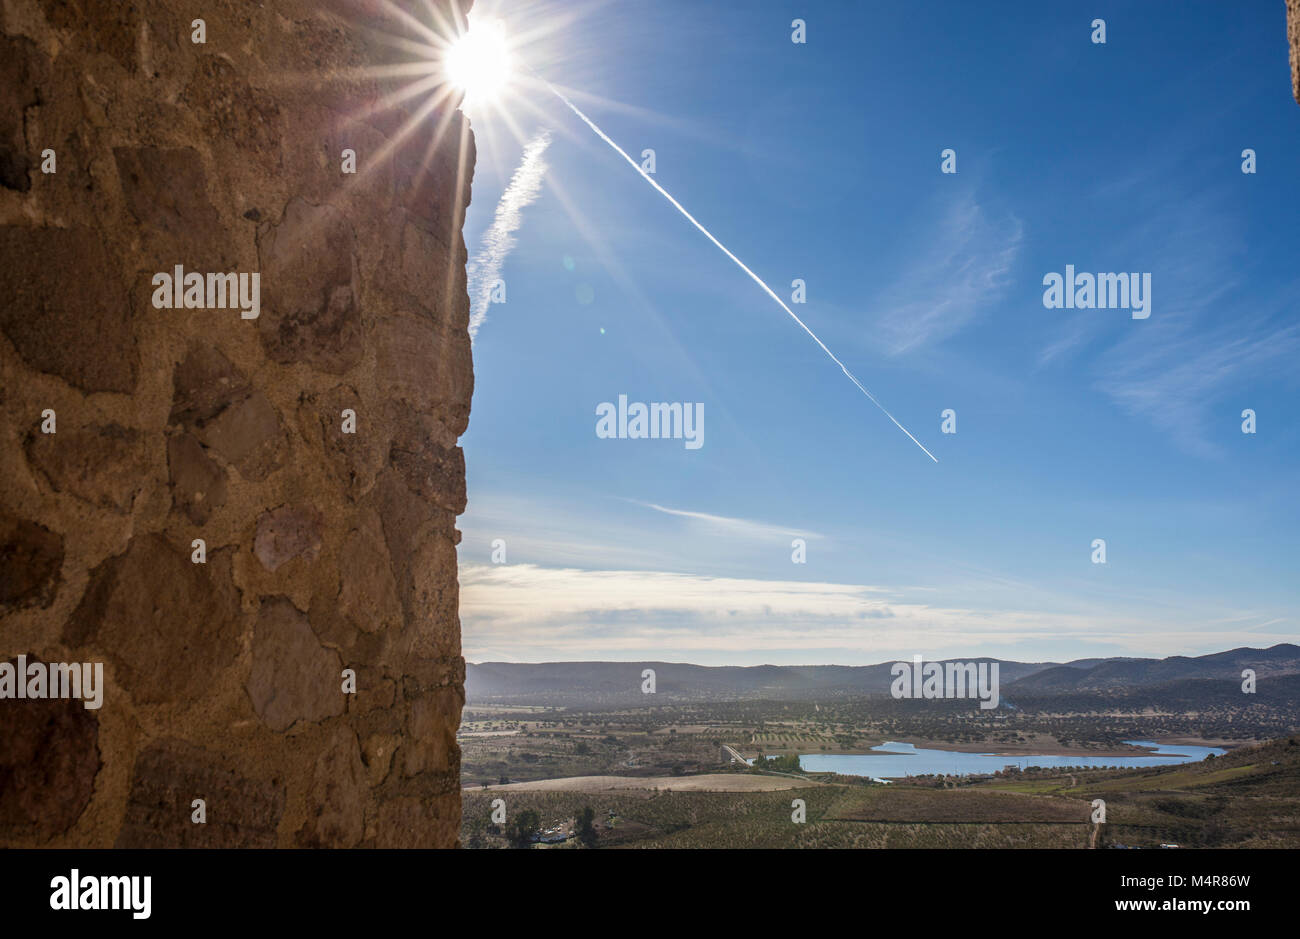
[722,744,750,766]
[723,744,820,783]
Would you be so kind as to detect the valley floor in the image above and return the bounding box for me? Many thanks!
[462,736,1300,849]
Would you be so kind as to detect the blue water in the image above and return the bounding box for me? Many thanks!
[794,740,1226,779]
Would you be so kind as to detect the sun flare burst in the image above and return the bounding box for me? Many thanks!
[444,18,514,109]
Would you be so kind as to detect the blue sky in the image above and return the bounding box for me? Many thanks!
[452,0,1299,665]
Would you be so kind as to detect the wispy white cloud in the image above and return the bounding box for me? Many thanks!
[467,129,551,340]
[458,490,818,575]
[1099,318,1299,457]
[631,500,821,542]
[1036,313,1093,369]
[1077,187,1299,455]
[870,194,1022,355]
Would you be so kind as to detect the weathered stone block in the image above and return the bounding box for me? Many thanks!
[393,110,474,235]
[38,0,140,73]
[63,535,241,705]
[401,687,461,778]
[115,740,283,848]
[166,432,228,525]
[374,314,440,408]
[300,385,385,501]
[169,344,253,427]
[360,732,400,787]
[369,794,459,849]
[182,56,282,170]
[391,435,466,515]
[337,512,401,633]
[245,598,345,732]
[294,725,365,847]
[254,504,325,572]
[0,36,47,192]
[0,226,137,393]
[195,391,286,481]
[257,198,362,373]
[0,512,63,612]
[0,663,99,842]
[25,423,150,514]
[113,147,231,269]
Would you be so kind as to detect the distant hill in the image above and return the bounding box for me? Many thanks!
[465,644,1300,706]
[1004,644,1300,693]
[466,659,1053,705]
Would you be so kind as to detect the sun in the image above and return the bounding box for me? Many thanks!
[445,19,514,108]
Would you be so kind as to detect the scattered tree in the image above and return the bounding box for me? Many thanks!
[575,806,597,847]
[508,809,541,848]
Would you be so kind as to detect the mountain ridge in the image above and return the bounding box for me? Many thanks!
[465,643,1300,704]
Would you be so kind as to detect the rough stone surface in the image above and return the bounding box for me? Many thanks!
[0,36,46,192]
[0,0,474,848]
[0,226,137,393]
[169,344,254,426]
[294,725,366,847]
[254,504,325,572]
[166,432,228,525]
[114,147,232,269]
[0,512,63,612]
[402,689,462,778]
[194,390,286,482]
[371,795,459,849]
[116,740,284,848]
[38,0,141,74]
[25,423,150,514]
[257,198,363,374]
[305,384,386,501]
[0,661,100,841]
[1290,1,1300,105]
[183,57,283,171]
[390,406,468,513]
[336,512,403,634]
[245,598,345,732]
[63,534,242,705]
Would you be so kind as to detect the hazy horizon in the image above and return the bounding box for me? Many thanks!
[464,640,1299,670]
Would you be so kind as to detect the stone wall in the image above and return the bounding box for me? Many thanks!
[0,0,475,847]
[1289,0,1300,104]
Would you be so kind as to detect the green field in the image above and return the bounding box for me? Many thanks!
[462,736,1300,849]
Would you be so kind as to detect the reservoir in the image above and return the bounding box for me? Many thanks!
[794,740,1226,779]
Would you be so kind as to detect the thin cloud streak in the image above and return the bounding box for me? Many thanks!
[539,78,939,463]
[467,128,551,339]
[633,500,822,542]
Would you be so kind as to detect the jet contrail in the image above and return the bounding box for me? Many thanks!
[467,129,552,340]
[541,81,938,463]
